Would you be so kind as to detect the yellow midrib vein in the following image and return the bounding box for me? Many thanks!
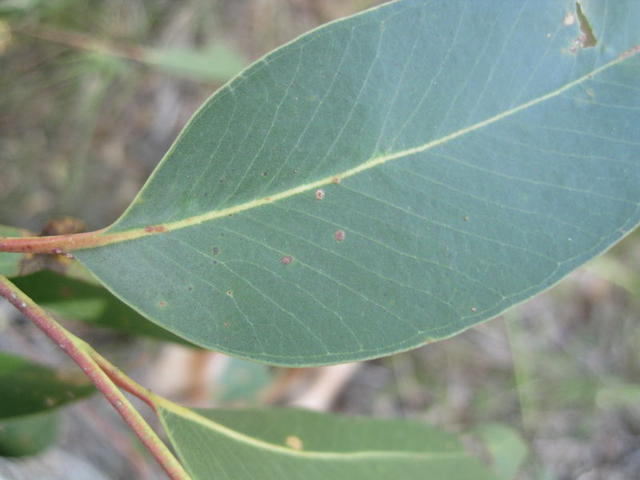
[1,52,630,254]
[106,57,621,240]
[156,401,466,461]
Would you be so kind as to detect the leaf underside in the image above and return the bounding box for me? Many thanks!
[158,406,497,480]
[75,0,640,365]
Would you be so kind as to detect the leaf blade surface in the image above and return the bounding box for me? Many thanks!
[158,405,497,480]
[75,0,640,365]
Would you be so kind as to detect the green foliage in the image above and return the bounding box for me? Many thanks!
[0,412,58,457]
[0,351,94,418]
[158,406,498,480]
[73,0,640,366]
[0,352,94,457]
[472,424,528,480]
[0,0,639,477]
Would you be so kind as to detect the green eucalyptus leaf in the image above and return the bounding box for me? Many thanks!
[74,0,640,365]
[0,412,58,457]
[158,405,497,480]
[0,351,94,419]
[12,270,195,345]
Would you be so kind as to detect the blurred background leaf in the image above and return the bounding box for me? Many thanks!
[471,423,528,480]
[12,269,196,345]
[0,351,94,457]
[0,412,58,457]
[0,351,93,420]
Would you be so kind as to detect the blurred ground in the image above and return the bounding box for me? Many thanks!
[0,1,639,479]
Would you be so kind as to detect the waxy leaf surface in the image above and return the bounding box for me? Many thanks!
[76,0,640,365]
[158,406,496,480]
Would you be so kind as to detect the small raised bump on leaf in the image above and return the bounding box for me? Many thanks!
[158,301,167,308]
[212,246,220,256]
[334,230,346,242]
[563,11,575,26]
[281,255,293,265]
[470,306,478,313]
[226,290,234,297]
[463,216,470,222]
[332,176,341,184]
[315,189,325,200]
[285,435,303,451]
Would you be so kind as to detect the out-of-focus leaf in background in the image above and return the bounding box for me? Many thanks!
[0,351,94,457]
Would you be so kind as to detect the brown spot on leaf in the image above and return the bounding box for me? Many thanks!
[212,246,220,255]
[144,225,166,233]
[332,176,341,184]
[226,290,234,297]
[334,230,346,242]
[158,301,167,308]
[281,255,293,265]
[315,189,325,200]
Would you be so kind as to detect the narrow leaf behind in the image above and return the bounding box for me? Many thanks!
[158,406,497,480]
[0,351,94,419]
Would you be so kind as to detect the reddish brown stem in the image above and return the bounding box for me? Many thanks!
[0,229,108,253]
[0,275,190,480]
[91,351,158,412]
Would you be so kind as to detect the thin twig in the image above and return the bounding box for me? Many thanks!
[0,275,191,480]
